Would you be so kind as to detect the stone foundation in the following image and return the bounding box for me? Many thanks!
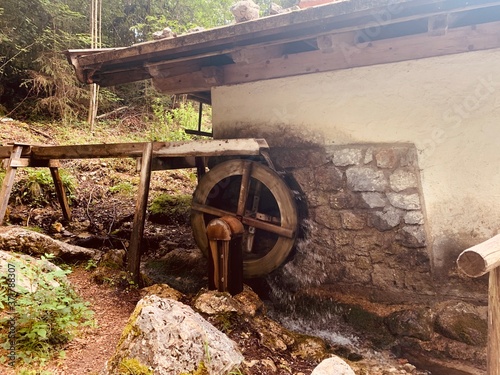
[270,143,435,303]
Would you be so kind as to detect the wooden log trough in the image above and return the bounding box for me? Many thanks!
[457,233,500,375]
[0,139,270,283]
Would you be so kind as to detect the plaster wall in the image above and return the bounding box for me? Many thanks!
[212,48,500,279]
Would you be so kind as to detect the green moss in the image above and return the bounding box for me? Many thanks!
[118,357,153,375]
[179,362,209,375]
[148,194,192,225]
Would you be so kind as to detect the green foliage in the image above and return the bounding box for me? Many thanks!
[109,181,136,196]
[0,254,95,365]
[14,169,76,207]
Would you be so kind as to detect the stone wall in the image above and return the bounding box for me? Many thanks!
[269,143,435,303]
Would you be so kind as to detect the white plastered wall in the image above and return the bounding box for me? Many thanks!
[212,48,500,269]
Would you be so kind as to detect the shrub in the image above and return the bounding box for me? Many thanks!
[0,254,95,365]
[13,169,76,207]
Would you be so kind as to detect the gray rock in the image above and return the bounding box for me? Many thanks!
[311,356,356,375]
[404,211,424,225]
[371,207,402,231]
[332,148,363,167]
[386,308,434,341]
[364,147,374,164]
[0,250,66,293]
[194,290,241,315]
[390,169,418,192]
[152,27,177,40]
[230,1,260,22]
[270,3,283,14]
[0,226,102,261]
[361,192,387,208]
[397,226,426,248]
[435,301,487,346]
[103,295,244,375]
[387,192,421,210]
[346,167,388,192]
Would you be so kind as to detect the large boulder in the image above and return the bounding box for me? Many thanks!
[103,295,244,375]
[0,226,102,261]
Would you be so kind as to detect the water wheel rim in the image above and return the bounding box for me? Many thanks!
[191,159,298,278]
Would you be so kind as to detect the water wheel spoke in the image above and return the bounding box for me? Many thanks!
[191,202,236,218]
[241,216,294,239]
[236,162,252,217]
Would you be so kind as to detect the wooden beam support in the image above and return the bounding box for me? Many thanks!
[0,145,24,225]
[127,142,153,284]
[49,167,72,222]
[224,20,500,86]
[231,45,284,64]
[152,66,224,95]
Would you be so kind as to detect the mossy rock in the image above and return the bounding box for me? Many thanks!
[148,194,192,225]
[118,357,153,375]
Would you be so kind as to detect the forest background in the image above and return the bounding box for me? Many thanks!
[0,0,296,125]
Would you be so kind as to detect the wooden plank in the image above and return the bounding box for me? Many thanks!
[30,139,268,160]
[223,20,500,86]
[49,167,72,222]
[31,142,152,159]
[488,267,500,375]
[152,67,224,95]
[127,143,153,283]
[154,139,269,157]
[0,146,24,225]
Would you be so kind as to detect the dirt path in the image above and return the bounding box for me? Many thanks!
[0,268,140,375]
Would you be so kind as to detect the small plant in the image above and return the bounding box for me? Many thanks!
[14,169,76,207]
[85,259,98,271]
[0,253,95,365]
[109,181,136,196]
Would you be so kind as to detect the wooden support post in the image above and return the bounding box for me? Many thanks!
[49,166,72,222]
[489,267,500,375]
[127,142,153,284]
[0,145,25,225]
[457,233,500,375]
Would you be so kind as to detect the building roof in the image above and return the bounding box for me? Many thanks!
[66,0,500,103]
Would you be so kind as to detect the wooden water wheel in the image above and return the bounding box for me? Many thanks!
[191,159,298,278]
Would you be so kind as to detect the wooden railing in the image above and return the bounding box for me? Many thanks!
[457,233,500,375]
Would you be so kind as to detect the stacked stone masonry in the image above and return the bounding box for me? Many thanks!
[271,144,434,303]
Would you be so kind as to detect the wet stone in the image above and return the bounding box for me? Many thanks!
[346,167,388,192]
[340,211,365,230]
[329,192,360,209]
[332,148,363,167]
[387,192,421,210]
[313,206,342,229]
[386,308,434,341]
[314,164,344,191]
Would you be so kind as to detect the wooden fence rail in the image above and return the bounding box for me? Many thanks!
[457,233,500,375]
